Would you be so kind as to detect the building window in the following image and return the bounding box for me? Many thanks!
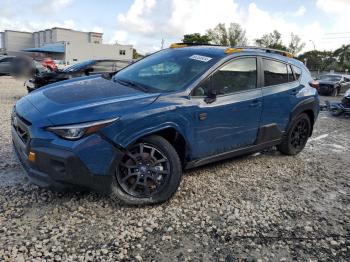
[119,50,126,55]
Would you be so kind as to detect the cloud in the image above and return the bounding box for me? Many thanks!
[117,0,157,34]
[109,30,129,44]
[315,0,350,50]
[115,0,350,53]
[36,0,75,14]
[316,0,350,15]
[294,6,306,17]
[0,18,76,33]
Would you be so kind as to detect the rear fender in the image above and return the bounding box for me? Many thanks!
[289,97,319,136]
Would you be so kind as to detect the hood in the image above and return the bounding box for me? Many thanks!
[318,80,337,85]
[21,76,160,126]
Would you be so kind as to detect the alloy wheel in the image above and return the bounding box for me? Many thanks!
[290,119,309,150]
[116,143,171,198]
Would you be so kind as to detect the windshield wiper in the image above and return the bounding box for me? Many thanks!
[115,79,149,92]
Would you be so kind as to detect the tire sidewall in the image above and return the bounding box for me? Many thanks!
[286,113,311,155]
[110,135,182,205]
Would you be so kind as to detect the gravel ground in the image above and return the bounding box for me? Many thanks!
[0,76,349,261]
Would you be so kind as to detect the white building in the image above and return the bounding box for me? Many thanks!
[0,27,133,65]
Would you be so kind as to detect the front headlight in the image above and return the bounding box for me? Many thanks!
[46,117,119,140]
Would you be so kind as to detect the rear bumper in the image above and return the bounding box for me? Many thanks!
[12,126,123,193]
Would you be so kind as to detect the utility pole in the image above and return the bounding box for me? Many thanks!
[309,40,316,51]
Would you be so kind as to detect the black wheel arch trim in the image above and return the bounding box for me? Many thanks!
[289,97,318,136]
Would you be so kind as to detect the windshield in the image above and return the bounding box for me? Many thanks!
[113,49,222,92]
[63,60,94,72]
[319,75,342,81]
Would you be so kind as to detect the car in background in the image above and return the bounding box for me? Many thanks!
[13,44,319,205]
[53,60,66,70]
[0,55,35,77]
[40,58,57,71]
[316,74,350,96]
[26,59,132,92]
[0,56,15,75]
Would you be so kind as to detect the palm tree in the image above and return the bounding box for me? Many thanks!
[333,44,350,71]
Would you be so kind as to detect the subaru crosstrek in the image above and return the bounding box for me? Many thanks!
[12,44,319,205]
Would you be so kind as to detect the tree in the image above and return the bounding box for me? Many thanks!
[297,50,337,71]
[207,23,247,46]
[182,33,211,44]
[133,49,143,59]
[288,33,305,55]
[334,44,350,71]
[255,30,287,51]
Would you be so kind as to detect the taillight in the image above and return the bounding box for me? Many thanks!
[309,80,319,89]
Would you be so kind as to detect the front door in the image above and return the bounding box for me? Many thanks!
[191,57,262,159]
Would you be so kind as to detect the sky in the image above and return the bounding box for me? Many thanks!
[1,0,350,54]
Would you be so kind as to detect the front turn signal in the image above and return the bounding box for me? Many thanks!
[28,151,36,162]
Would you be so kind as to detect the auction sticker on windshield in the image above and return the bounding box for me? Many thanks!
[189,55,212,62]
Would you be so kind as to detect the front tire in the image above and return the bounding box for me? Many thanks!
[331,87,339,97]
[110,135,182,205]
[278,113,311,156]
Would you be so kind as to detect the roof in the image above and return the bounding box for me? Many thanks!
[22,42,65,53]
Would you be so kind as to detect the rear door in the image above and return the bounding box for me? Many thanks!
[190,57,263,158]
[260,58,303,132]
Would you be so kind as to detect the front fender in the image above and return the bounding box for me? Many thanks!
[101,107,193,151]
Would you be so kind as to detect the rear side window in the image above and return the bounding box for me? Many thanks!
[263,59,288,86]
[292,65,302,80]
[0,57,13,63]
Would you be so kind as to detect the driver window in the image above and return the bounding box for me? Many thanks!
[193,57,257,96]
[138,62,181,77]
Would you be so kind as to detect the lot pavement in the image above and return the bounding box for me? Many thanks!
[0,76,349,261]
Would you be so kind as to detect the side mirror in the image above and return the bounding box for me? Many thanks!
[204,90,217,104]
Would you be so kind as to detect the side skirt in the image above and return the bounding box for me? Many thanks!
[185,139,281,169]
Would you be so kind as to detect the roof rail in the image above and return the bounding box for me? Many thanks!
[169,42,223,48]
[234,46,294,58]
[169,43,294,58]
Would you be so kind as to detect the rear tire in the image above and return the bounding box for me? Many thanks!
[110,135,182,205]
[278,113,311,156]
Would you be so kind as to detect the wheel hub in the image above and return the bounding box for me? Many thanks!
[116,143,170,198]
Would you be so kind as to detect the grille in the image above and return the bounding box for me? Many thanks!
[12,109,31,145]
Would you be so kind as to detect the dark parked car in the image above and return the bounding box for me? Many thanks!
[12,44,319,205]
[0,55,35,77]
[25,59,131,92]
[0,56,15,75]
[317,74,350,96]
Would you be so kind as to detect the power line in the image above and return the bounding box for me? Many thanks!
[324,32,350,35]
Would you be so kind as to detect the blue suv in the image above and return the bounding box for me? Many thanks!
[12,44,319,205]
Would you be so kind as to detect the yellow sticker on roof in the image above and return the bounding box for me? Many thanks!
[189,54,212,62]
